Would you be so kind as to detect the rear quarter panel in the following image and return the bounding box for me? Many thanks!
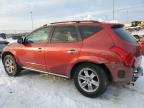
[107,28,138,55]
[78,29,119,63]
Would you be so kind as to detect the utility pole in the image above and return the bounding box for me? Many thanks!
[126,10,129,23]
[113,0,115,21]
[30,11,34,30]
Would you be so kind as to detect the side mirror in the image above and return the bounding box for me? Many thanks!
[17,37,24,44]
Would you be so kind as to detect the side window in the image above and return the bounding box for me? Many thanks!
[51,26,78,43]
[26,27,51,44]
[79,26,102,39]
[113,28,136,43]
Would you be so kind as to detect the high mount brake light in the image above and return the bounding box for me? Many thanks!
[111,47,134,66]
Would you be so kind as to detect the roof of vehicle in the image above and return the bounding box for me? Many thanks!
[32,20,124,33]
[47,20,124,28]
[50,20,99,24]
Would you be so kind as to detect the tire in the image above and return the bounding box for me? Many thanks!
[74,63,109,98]
[3,55,21,76]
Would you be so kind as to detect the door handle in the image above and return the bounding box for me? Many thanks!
[38,48,43,51]
[67,50,77,54]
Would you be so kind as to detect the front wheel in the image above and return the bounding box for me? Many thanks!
[74,63,109,98]
[3,55,21,76]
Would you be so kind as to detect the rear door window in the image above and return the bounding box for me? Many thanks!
[113,28,136,43]
[51,26,79,43]
[79,26,102,39]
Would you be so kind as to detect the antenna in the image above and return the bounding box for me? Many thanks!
[30,11,34,30]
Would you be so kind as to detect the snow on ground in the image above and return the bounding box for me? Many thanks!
[6,38,17,43]
[0,57,144,108]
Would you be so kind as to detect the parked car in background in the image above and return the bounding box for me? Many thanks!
[6,33,29,44]
[138,38,144,52]
[133,35,142,41]
[0,33,9,53]
[131,29,144,36]
[0,33,6,39]
[1,21,143,98]
[132,31,144,53]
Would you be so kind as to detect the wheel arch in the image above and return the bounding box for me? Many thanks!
[2,51,16,63]
[70,62,113,82]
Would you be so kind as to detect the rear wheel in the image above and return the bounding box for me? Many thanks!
[74,63,109,98]
[3,55,21,76]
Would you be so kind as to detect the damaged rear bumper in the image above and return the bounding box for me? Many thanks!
[106,62,143,84]
[130,67,143,85]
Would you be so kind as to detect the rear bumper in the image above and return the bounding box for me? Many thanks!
[131,67,143,82]
[106,62,143,84]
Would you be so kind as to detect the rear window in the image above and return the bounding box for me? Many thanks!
[79,26,102,39]
[113,28,136,43]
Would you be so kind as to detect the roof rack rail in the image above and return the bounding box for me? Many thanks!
[42,24,48,27]
[50,20,99,24]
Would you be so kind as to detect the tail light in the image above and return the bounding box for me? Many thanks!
[135,47,141,57]
[111,47,134,66]
[136,42,144,56]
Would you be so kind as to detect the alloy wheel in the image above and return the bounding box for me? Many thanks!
[4,58,15,74]
[78,68,99,93]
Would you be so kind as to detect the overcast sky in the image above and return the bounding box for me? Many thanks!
[0,0,144,31]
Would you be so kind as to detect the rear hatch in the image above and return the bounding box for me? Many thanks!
[111,26,141,67]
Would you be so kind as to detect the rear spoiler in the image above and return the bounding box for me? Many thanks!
[111,24,124,28]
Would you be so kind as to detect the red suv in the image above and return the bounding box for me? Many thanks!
[2,21,143,98]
